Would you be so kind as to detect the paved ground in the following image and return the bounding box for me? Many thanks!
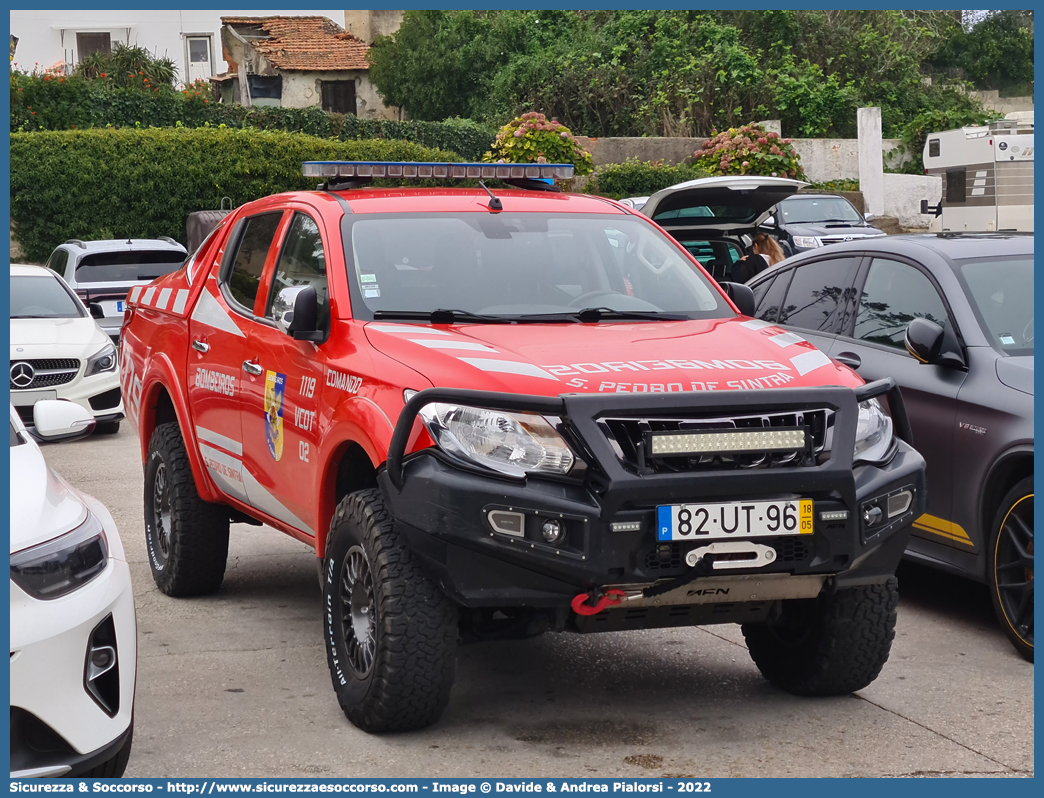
[42,425,1033,779]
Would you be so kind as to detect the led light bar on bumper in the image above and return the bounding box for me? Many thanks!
[302,161,576,180]
[649,428,807,457]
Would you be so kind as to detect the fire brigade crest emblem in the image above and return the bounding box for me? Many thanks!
[264,371,286,461]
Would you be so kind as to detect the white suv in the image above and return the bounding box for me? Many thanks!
[10,265,124,434]
[45,238,187,344]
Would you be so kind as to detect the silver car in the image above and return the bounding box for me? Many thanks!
[44,238,187,344]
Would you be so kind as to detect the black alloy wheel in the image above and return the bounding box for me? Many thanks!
[339,546,376,678]
[991,482,1033,661]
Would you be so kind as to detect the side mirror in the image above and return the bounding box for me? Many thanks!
[273,285,323,342]
[760,214,776,228]
[32,400,96,442]
[864,212,875,222]
[905,318,965,369]
[89,303,105,320]
[721,282,756,317]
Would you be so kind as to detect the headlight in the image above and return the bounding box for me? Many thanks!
[10,512,109,600]
[792,236,822,249]
[417,402,575,478]
[853,398,894,463]
[85,343,118,376]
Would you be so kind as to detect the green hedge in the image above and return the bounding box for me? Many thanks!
[585,159,711,199]
[11,76,497,160]
[10,128,460,262]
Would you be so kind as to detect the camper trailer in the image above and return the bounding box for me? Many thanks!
[921,111,1033,232]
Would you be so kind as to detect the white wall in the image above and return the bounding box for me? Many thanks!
[882,173,942,228]
[9,10,344,87]
[279,70,396,120]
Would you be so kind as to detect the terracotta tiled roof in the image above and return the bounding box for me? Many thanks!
[221,15,370,72]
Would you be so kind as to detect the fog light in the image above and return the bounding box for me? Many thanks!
[90,648,114,670]
[820,510,849,522]
[542,520,564,544]
[862,505,884,527]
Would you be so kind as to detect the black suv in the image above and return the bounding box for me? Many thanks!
[746,233,1034,660]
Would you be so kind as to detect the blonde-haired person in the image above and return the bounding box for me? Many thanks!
[731,233,785,284]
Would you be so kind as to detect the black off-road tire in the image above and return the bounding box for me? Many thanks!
[988,477,1033,662]
[144,422,229,596]
[75,723,133,778]
[95,421,121,435]
[323,488,458,733]
[742,577,899,695]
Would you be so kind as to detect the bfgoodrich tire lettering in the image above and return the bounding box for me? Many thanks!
[742,577,899,695]
[144,422,229,596]
[323,488,457,732]
[988,477,1033,662]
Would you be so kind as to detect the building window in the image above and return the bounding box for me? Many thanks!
[247,75,282,101]
[321,81,357,116]
[76,32,111,61]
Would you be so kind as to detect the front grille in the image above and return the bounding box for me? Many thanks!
[642,537,811,575]
[10,359,80,391]
[819,233,880,245]
[599,408,830,475]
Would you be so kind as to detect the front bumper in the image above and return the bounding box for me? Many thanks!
[10,369,124,427]
[10,553,136,771]
[379,380,926,612]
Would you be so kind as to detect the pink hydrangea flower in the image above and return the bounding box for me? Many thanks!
[742,161,749,167]
[770,145,781,155]
[768,131,779,139]
[514,129,523,138]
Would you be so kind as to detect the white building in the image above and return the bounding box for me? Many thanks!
[9,10,344,86]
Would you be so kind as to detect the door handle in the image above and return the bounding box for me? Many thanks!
[191,339,210,353]
[242,359,263,376]
[835,352,861,369]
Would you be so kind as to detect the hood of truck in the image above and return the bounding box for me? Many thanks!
[364,318,861,396]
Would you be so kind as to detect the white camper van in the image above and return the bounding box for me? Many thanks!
[921,111,1033,232]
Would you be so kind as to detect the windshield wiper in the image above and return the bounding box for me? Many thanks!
[516,307,691,323]
[372,309,511,324]
[818,219,864,225]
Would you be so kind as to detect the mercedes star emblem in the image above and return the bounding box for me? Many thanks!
[10,361,35,389]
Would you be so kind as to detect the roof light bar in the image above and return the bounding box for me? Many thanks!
[302,161,575,181]
[649,428,808,457]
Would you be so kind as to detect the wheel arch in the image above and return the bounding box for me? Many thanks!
[139,355,221,503]
[317,435,382,559]
[980,446,1034,541]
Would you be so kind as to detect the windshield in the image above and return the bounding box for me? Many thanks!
[958,256,1033,355]
[10,275,84,319]
[75,250,186,284]
[779,196,863,225]
[345,213,729,321]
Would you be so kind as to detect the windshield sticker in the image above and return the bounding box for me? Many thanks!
[360,274,378,284]
[264,371,286,461]
[364,286,381,298]
[999,334,1015,345]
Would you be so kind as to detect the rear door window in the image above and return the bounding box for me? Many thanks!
[224,213,284,313]
[74,250,187,283]
[853,258,949,348]
[46,248,69,277]
[776,257,861,332]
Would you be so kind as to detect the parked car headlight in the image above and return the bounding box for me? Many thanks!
[792,236,822,249]
[10,511,109,600]
[417,402,575,478]
[853,398,894,464]
[85,343,118,376]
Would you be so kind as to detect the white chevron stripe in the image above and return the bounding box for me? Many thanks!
[457,358,558,381]
[156,288,172,310]
[172,289,189,315]
[769,332,805,347]
[408,339,498,352]
[790,349,832,376]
